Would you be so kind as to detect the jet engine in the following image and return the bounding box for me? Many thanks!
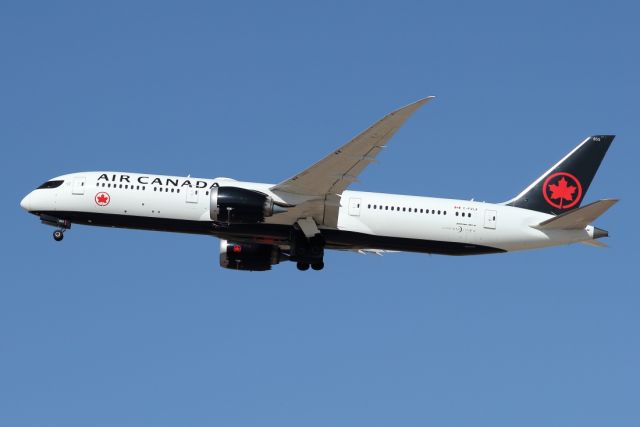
[210,187,286,224]
[219,239,282,271]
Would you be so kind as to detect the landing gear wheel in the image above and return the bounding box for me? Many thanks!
[311,262,324,271]
[53,230,64,241]
[296,261,310,271]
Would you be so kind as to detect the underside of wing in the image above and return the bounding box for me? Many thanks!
[268,97,434,227]
[271,97,434,197]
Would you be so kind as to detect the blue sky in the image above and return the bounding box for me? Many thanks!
[1,1,638,426]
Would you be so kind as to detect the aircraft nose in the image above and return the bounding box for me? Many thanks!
[20,193,32,211]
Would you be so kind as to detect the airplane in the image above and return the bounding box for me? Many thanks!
[20,97,617,271]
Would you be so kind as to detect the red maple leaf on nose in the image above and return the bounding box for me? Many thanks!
[548,177,576,207]
[97,194,108,204]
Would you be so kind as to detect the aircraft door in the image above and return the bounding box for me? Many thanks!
[72,177,85,195]
[348,198,361,216]
[185,187,199,204]
[484,209,497,229]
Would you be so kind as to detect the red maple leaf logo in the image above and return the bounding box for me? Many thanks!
[542,172,582,209]
[548,177,576,207]
[95,192,110,206]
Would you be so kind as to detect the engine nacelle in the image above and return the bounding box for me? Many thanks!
[219,240,281,271]
[210,186,284,224]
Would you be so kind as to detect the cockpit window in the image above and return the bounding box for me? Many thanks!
[37,180,64,189]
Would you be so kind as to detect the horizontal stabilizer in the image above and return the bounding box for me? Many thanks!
[532,199,618,230]
[581,240,609,248]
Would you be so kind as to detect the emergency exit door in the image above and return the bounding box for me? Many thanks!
[484,209,497,229]
[348,198,361,216]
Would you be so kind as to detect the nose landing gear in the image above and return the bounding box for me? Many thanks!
[40,214,70,242]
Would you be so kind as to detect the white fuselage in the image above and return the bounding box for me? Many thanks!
[21,171,597,254]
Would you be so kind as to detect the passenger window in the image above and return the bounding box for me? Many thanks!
[437,210,441,215]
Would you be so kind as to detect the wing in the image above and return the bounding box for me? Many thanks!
[271,97,434,197]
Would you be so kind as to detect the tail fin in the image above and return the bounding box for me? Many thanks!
[505,135,614,215]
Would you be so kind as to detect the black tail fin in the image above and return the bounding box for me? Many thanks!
[506,135,614,215]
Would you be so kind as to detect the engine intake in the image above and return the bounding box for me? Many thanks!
[210,186,285,224]
[219,240,281,271]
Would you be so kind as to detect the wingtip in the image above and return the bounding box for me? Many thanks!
[391,96,435,116]
[403,96,436,110]
[418,95,436,104]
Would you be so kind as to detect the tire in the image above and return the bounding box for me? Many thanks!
[296,261,310,271]
[53,230,64,241]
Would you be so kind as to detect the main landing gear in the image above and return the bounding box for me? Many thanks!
[291,218,326,272]
[295,260,325,271]
[291,232,325,272]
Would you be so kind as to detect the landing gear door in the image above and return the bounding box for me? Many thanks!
[72,177,85,195]
[186,187,199,204]
[484,209,497,229]
[348,198,361,216]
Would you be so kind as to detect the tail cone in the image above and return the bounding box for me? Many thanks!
[593,227,609,239]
